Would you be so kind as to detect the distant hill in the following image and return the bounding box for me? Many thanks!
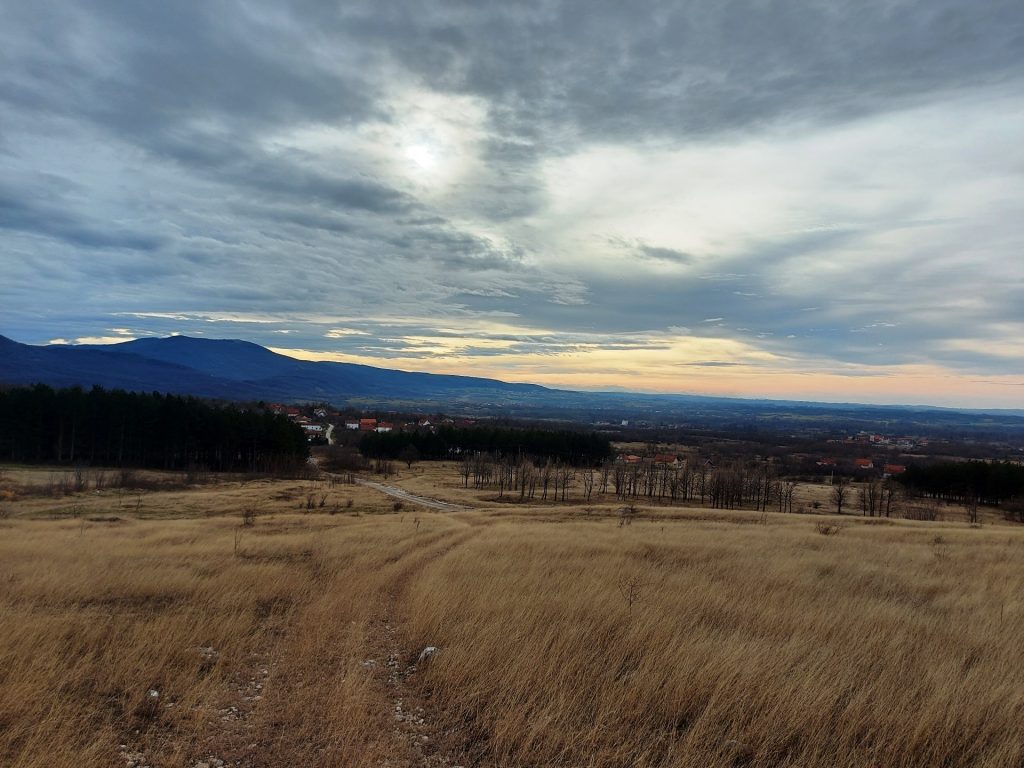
[0,334,267,400]
[0,334,551,407]
[3,334,1024,435]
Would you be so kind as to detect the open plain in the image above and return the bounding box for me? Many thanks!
[1,464,1023,768]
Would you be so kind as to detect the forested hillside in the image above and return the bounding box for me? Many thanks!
[0,385,308,473]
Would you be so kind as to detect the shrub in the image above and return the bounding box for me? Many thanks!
[815,522,842,536]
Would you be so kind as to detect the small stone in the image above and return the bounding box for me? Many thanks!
[417,646,439,664]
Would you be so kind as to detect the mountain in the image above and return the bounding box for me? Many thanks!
[3,334,1024,436]
[98,336,550,397]
[0,334,550,407]
[0,334,268,400]
[97,336,305,382]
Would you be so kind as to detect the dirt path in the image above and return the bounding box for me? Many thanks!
[196,525,478,768]
[365,526,481,767]
[355,477,470,512]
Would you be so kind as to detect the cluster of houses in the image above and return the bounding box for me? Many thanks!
[816,457,906,478]
[614,453,706,470]
[344,417,396,433]
[266,403,487,441]
[343,416,478,433]
[268,404,334,441]
[829,432,927,451]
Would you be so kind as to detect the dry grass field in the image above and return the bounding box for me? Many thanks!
[2,464,1023,767]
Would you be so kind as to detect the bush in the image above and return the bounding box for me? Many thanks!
[321,446,368,473]
[815,522,842,536]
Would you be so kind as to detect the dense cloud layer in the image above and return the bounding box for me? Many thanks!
[2,1,1023,406]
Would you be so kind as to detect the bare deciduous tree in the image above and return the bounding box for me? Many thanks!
[832,477,851,515]
[582,469,595,502]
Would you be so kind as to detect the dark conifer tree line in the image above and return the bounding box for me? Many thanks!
[0,385,308,472]
[360,425,611,466]
[901,460,1024,504]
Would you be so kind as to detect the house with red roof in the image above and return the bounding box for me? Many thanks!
[652,453,683,468]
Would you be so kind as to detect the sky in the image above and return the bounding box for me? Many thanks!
[2,1,1024,408]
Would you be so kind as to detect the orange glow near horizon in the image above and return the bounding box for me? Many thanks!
[268,345,1024,409]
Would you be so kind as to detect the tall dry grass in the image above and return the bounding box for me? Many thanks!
[404,517,1024,767]
[2,476,1023,767]
[0,512,463,767]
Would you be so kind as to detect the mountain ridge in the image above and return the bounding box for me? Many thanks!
[2,335,1024,427]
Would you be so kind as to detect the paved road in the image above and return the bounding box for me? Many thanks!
[354,477,469,512]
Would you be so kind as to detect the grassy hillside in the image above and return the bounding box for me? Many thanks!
[1,467,1022,767]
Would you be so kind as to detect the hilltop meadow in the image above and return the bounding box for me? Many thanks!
[1,462,1023,768]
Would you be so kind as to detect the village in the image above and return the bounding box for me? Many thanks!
[265,403,479,444]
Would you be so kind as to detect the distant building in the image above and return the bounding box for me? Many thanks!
[376,422,394,433]
[652,453,683,468]
[854,458,874,470]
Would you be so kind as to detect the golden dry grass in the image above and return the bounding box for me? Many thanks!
[405,518,1024,767]
[2,465,1023,767]
[0,510,466,767]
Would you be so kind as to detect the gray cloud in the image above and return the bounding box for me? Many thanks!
[338,1,1024,141]
[0,191,164,252]
[637,245,694,265]
[1,1,1023,403]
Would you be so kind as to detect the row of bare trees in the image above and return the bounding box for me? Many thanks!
[606,459,798,511]
[459,453,804,511]
[454,451,992,523]
[458,454,577,501]
[831,477,902,517]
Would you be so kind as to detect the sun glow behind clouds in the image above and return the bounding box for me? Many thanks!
[260,87,487,192]
[405,143,438,171]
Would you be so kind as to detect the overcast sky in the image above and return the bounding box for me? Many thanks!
[2,1,1023,407]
